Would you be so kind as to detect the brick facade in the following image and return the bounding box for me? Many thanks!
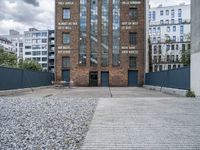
[55,0,147,86]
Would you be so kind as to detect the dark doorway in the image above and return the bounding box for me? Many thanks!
[62,70,70,83]
[128,70,138,86]
[89,71,98,86]
[101,72,109,87]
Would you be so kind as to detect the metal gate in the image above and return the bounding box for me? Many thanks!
[101,72,109,87]
[128,70,138,86]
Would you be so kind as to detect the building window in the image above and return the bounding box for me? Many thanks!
[160,20,164,24]
[171,9,175,18]
[63,8,70,19]
[178,9,182,17]
[166,10,169,15]
[154,45,157,54]
[129,32,137,45]
[101,0,109,67]
[79,0,87,66]
[160,10,164,16]
[180,25,184,34]
[62,57,70,68]
[173,26,176,32]
[152,11,156,21]
[129,56,137,68]
[176,44,179,50]
[90,0,98,66]
[158,45,162,54]
[129,8,138,20]
[159,65,162,71]
[179,18,182,24]
[168,65,171,70]
[171,19,175,24]
[63,33,70,45]
[171,45,175,50]
[112,0,120,66]
[167,26,170,32]
[180,36,184,42]
[173,36,176,42]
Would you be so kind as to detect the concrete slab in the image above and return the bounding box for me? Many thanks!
[81,97,200,149]
[1,87,173,98]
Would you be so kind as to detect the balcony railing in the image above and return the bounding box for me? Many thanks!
[149,19,190,26]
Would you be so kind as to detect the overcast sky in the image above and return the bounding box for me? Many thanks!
[0,0,190,35]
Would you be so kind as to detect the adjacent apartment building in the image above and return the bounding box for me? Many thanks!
[23,28,55,72]
[55,0,148,86]
[149,3,191,72]
[1,30,24,59]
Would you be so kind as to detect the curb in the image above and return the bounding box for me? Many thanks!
[143,85,187,97]
[0,86,52,96]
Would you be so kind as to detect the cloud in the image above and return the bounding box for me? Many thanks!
[150,0,190,7]
[0,0,54,35]
[23,0,39,7]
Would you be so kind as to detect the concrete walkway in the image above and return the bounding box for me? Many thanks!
[81,97,200,149]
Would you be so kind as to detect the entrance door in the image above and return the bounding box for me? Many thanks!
[101,72,109,87]
[62,70,70,83]
[89,72,98,86]
[128,70,138,86]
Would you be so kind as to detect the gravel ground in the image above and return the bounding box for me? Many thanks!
[0,96,97,149]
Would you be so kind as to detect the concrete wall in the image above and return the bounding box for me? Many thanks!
[191,0,200,96]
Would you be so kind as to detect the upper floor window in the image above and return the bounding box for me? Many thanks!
[152,11,156,21]
[166,10,169,15]
[160,20,164,24]
[179,18,182,24]
[129,32,137,45]
[62,57,70,68]
[160,10,164,16]
[129,56,137,68]
[180,25,184,34]
[167,26,170,32]
[178,9,182,17]
[171,9,175,18]
[129,8,138,20]
[63,8,70,19]
[173,26,176,31]
[63,33,70,45]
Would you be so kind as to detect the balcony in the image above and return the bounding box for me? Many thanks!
[50,41,55,45]
[49,55,55,59]
[50,33,55,38]
[49,62,54,66]
[149,19,191,26]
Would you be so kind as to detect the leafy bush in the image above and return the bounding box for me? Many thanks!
[18,59,43,71]
[186,90,196,97]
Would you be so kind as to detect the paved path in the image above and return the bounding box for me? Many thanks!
[81,97,200,150]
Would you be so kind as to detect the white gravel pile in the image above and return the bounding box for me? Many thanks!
[0,96,97,149]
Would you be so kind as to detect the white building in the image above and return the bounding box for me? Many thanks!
[0,37,14,53]
[23,28,55,72]
[1,30,24,59]
[149,3,191,72]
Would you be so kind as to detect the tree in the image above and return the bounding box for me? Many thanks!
[0,49,17,68]
[18,59,43,71]
[181,33,191,67]
[148,38,153,72]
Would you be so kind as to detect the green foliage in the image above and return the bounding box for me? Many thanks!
[0,48,43,71]
[18,59,43,71]
[181,48,190,66]
[0,49,17,68]
[186,90,196,97]
[148,38,153,72]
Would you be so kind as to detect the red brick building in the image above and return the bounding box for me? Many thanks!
[55,0,148,86]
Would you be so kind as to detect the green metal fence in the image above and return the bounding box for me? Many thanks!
[0,67,54,90]
[145,67,190,90]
